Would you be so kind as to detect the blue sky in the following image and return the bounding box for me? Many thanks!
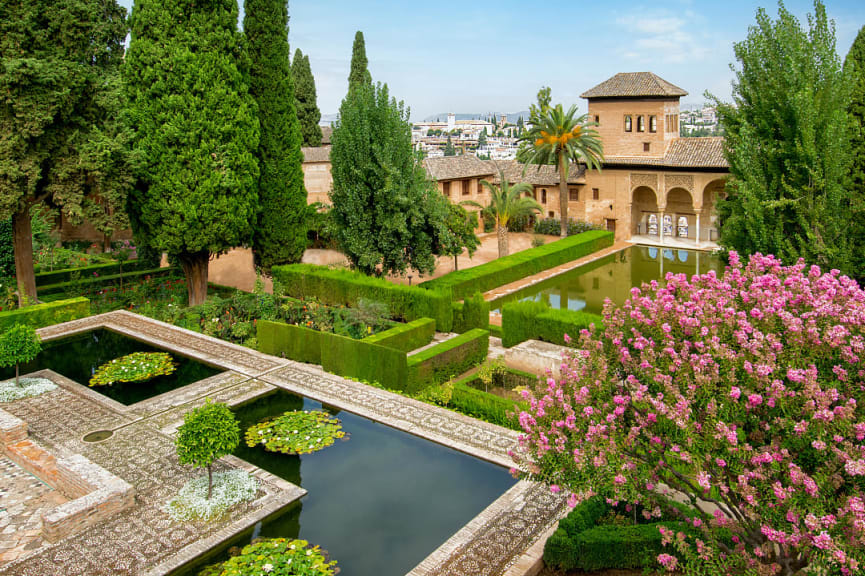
[116,0,865,120]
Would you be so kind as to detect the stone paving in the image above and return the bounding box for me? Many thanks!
[0,311,564,576]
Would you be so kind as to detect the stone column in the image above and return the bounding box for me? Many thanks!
[696,213,701,246]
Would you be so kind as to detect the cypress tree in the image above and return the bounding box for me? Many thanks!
[0,0,130,305]
[348,31,371,87]
[444,135,456,156]
[293,49,323,147]
[125,0,260,306]
[846,25,865,279]
[246,0,308,271]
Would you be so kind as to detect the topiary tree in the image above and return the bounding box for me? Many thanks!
[175,400,240,500]
[245,0,308,271]
[0,324,41,387]
[124,0,260,306]
[293,48,324,147]
[513,252,865,576]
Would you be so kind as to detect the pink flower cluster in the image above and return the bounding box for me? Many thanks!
[512,253,865,574]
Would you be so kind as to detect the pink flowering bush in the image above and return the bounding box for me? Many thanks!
[511,253,865,576]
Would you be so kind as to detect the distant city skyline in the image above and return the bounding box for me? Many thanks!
[115,0,865,121]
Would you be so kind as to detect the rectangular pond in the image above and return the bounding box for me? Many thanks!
[180,389,517,576]
[492,245,724,314]
[0,329,224,405]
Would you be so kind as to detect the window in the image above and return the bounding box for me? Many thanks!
[443,181,451,197]
[548,211,555,218]
[624,115,632,132]
[569,188,579,201]
[643,142,651,152]
[666,114,678,134]
[649,115,657,133]
[592,188,600,200]
[541,189,547,204]
[637,115,645,132]
[593,115,599,125]
[462,179,470,196]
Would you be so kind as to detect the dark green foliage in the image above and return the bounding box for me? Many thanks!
[711,1,856,274]
[124,0,260,305]
[0,323,42,385]
[444,135,456,156]
[488,323,503,339]
[292,49,323,147]
[423,230,614,300]
[0,298,90,331]
[451,293,489,333]
[175,400,240,499]
[255,320,322,363]
[449,382,523,430]
[245,0,307,271]
[0,0,132,300]
[321,334,407,391]
[348,31,370,87]
[0,219,13,277]
[362,318,436,353]
[501,300,603,348]
[34,260,157,288]
[406,329,489,393]
[846,25,865,279]
[436,203,480,270]
[272,264,453,331]
[330,81,447,276]
[533,217,600,237]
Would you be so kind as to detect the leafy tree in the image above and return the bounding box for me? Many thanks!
[125,0,260,306]
[292,49,324,147]
[435,203,480,271]
[710,1,854,274]
[348,31,371,87]
[0,0,131,306]
[245,0,307,272]
[513,253,865,576]
[478,128,488,147]
[175,400,240,500]
[519,103,604,237]
[846,24,865,279]
[444,135,457,156]
[329,82,445,276]
[480,170,541,257]
[0,324,41,387]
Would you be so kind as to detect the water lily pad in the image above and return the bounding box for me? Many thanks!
[245,411,346,455]
[89,352,176,387]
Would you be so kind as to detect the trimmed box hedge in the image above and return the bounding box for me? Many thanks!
[34,259,153,287]
[362,317,435,353]
[272,264,453,331]
[38,266,175,297]
[0,297,90,331]
[257,320,322,364]
[450,382,523,430]
[406,329,489,393]
[501,300,603,348]
[421,230,614,300]
[451,292,489,334]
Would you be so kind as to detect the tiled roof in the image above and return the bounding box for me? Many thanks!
[492,160,586,186]
[604,138,728,169]
[423,155,496,181]
[581,72,688,99]
[302,145,331,163]
[320,126,332,145]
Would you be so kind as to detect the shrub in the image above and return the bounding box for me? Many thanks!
[175,401,241,500]
[449,382,522,430]
[422,230,613,300]
[164,469,257,523]
[531,235,546,248]
[362,317,435,353]
[501,300,602,347]
[451,292,489,333]
[272,264,453,331]
[321,333,407,391]
[406,329,488,393]
[0,297,90,331]
[257,321,322,364]
[0,324,42,386]
[533,217,600,237]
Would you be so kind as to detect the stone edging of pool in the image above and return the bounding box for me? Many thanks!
[31,311,565,576]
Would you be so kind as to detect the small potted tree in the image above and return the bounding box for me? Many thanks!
[174,400,240,500]
[0,324,41,387]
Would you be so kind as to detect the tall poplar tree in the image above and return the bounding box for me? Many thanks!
[245,0,307,271]
[125,0,259,306]
[348,31,371,87]
[846,25,865,279]
[292,49,323,147]
[711,1,854,273]
[0,0,131,305]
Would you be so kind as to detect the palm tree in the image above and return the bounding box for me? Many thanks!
[480,170,542,258]
[519,104,604,237]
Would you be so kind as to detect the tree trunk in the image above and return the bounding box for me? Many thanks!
[207,465,213,500]
[178,251,209,307]
[12,209,37,307]
[559,154,569,237]
[497,224,509,258]
[454,255,459,271]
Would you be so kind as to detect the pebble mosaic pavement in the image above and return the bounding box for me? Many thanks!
[0,311,564,576]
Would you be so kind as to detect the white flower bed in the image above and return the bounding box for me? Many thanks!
[0,377,58,403]
[164,469,258,523]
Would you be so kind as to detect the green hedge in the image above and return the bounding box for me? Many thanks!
[38,266,175,296]
[272,264,453,331]
[257,320,322,364]
[451,292,489,333]
[0,297,90,331]
[450,382,524,430]
[422,230,614,300]
[501,300,603,348]
[488,323,502,339]
[362,317,435,353]
[406,329,489,393]
[34,259,154,287]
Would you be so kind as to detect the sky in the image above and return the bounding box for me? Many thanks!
[116,0,865,121]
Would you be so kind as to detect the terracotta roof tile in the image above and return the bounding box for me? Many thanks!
[604,138,727,169]
[491,160,586,185]
[581,72,688,99]
[302,145,331,163]
[320,126,332,145]
[423,155,496,181]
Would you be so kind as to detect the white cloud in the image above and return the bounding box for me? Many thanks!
[615,12,712,64]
